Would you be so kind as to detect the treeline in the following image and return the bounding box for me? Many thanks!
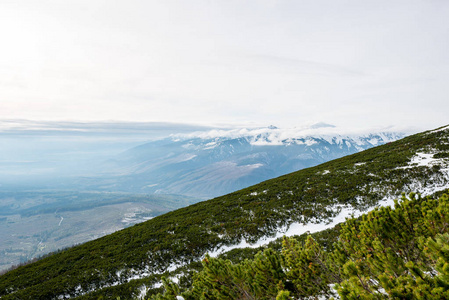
[153,192,449,299]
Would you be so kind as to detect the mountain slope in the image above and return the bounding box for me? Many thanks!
[164,192,449,300]
[80,127,405,198]
[0,125,448,299]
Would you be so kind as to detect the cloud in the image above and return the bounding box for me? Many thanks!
[238,54,366,77]
[172,123,416,143]
[0,119,215,137]
[0,1,448,130]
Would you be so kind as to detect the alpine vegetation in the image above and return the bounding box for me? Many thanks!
[155,192,449,299]
[0,125,448,299]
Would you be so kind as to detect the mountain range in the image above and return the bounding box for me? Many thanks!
[79,125,405,198]
[1,124,448,299]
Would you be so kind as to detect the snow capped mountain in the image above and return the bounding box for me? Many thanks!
[83,126,406,198]
[172,124,402,146]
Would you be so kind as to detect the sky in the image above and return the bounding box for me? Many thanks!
[1,0,448,131]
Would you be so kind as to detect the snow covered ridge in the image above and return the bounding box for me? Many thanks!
[428,124,449,134]
[170,125,407,147]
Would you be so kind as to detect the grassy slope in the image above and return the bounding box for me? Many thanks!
[0,125,448,299]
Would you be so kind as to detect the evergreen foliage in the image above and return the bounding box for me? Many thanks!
[326,191,449,299]
[281,235,339,298]
[152,192,449,299]
[184,249,285,299]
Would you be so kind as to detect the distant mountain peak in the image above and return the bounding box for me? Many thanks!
[172,125,404,144]
[309,122,336,129]
[91,127,407,198]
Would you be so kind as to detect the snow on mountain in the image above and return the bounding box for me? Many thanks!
[172,124,404,147]
[82,125,406,198]
[164,126,406,159]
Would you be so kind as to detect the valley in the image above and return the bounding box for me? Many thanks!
[0,191,197,271]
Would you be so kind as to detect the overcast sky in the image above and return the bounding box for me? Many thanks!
[1,0,448,131]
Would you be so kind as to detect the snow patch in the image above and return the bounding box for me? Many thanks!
[305,139,318,146]
[167,261,184,272]
[368,137,381,145]
[208,181,449,261]
[116,269,124,278]
[398,152,445,169]
[275,205,361,239]
[126,268,152,281]
[136,285,148,300]
[404,168,449,197]
[208,204,366,258]
[248,189,269,196]
[410,152,439,167]
[203,142,218,149]
[428,125,449,134]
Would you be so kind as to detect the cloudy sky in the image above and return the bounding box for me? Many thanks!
[1,0,448,131]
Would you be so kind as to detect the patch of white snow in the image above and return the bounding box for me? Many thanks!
[428,125,449,134]
[137,285,148,300]
[398,152,443,169]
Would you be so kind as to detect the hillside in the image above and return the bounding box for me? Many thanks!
[0,125,448,299]
[159,191,449,299]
